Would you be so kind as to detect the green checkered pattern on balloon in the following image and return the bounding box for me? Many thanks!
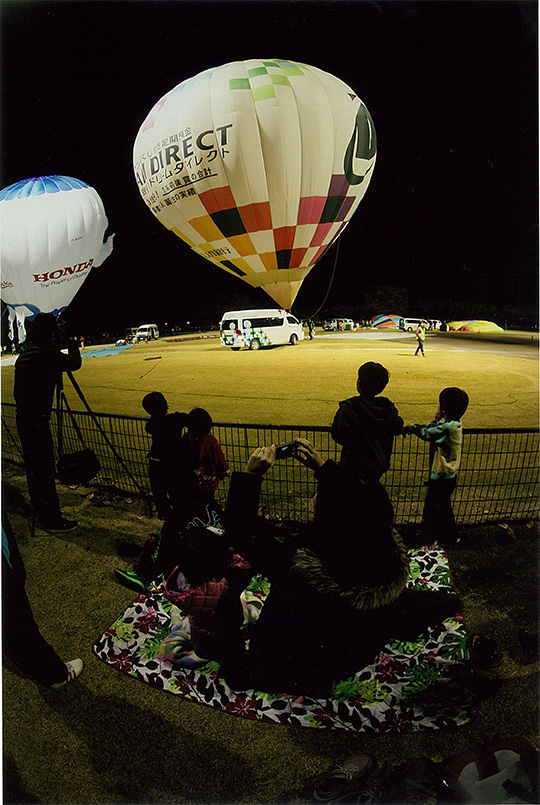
[229,61,306,101]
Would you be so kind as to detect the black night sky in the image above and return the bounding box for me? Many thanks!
[1,0,538,336]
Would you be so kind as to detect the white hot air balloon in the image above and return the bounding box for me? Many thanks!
[134,59,376,310]
[0,175,114,341]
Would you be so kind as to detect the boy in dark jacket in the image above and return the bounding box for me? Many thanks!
[331,362,403,486]
[142,392,199,522]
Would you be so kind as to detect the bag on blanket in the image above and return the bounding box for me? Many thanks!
[440,737,539,803]
[164,553,251,633]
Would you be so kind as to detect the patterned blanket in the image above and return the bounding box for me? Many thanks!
[94,548,475,733]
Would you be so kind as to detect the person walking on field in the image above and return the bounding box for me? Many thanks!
[414,320,427,356]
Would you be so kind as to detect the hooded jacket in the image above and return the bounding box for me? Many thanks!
[224,461,410,622]
[219,461,412,690]
[164,553,251,636]
[331,395,404,482]
[145,412,188,461]
[407,419,463,479]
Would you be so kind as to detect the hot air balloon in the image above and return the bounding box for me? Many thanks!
[133,59,376,310]
[0,175,114,341]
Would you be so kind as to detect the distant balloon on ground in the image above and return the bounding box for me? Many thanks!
[447,320,503,332]
[133,59,376,310]
[0,175,114,341]
[371,314,401,328]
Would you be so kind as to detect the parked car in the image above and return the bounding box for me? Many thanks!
[136,323,160,341]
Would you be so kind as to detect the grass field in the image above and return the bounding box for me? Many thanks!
[2,330,537,428]
[2,331,538,804]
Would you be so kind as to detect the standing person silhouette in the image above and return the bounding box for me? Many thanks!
[414,320,427,356]
[14,313,81,532]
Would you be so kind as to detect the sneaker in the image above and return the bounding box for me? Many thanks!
[38,518,78,533]
[314,754,373,802]
[469,634,499,669]
[48,659,84,690]
[114,568,148,592]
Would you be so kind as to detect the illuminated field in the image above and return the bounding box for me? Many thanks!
[2,332,538,429]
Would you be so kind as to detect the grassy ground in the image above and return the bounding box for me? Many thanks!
[2,465,538,805]
[2,330,538,803]
[2,330,538,428]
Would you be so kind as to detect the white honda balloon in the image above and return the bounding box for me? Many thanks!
[134,59,376,310]
[0,175,114,340]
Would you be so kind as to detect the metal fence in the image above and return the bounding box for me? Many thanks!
[2,401,538,525]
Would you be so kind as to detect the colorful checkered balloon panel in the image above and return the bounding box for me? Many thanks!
[0,175,114,341]
[134,59,376,310]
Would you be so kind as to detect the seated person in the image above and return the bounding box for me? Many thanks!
[163,440,459,695]
[164,526,252,679]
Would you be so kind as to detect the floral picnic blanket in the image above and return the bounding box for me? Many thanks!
[93,548,475,733]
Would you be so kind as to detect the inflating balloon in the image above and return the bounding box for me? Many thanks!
[0,175,114,341]
[133,59,376,310]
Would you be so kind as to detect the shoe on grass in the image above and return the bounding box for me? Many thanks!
[38,517,78,533]
[314,754,373,802]
[114,568,148,592]
[469,634,499,669]
[48,659,84,690]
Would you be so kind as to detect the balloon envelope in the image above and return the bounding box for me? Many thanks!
[0,175,113,339]
[371,314,401,328]
[133,59,376,309]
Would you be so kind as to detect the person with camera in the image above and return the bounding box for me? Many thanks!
[14,313,82,532]
[220,439,433,693]
[161,437,459,694]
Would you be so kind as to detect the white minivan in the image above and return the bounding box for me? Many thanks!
[136,323,160,341]
[220,309,304,350]
[399,318,442,332]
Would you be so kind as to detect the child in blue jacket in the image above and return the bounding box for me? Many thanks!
[403,387,469,548]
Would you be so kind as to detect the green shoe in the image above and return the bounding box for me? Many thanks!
[114,568,148,592]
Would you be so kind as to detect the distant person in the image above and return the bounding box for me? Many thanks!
[14,313,81,532]
[307,319,315,340]
[2,513,83,688]
[80,335,85,350]
[181,407,229,505]
[414,320,427,356]
[331,361,404,489]
[141,392,199,521]
[403,387,469,548]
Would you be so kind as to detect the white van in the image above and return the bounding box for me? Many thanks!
[399,318,442,332]
[136,323,160,341]
[220,309,304,350]
[323,318,355,331]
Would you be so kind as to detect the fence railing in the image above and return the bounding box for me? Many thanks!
[2,402,538,525]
